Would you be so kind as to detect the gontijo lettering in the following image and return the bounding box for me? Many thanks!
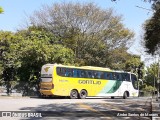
[78,80,101,85]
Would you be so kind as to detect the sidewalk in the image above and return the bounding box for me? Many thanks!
[152,97,160,120]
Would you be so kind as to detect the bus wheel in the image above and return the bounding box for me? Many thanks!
[79,90,87,99]
[70,89,78,99]
[111,96,114,99]
[123,92,128,99]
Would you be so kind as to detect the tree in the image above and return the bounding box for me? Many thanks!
[14,27,75,96]
[111,0,160,55]
[111,0,159,3]
[143,63,159,93]
[0,7,4,13]
[29,2,134,67]
[0,31,17,95]
[0,27,75,96]
[143,1,160,55]
[145,63,158,86]
[108,47,144,73]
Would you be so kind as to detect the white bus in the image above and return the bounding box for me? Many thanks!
[40,64,139,99]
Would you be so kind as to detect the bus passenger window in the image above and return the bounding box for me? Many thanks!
[106,72,111,80]
[114,73,121,80]
[73,69,77,77]
[81,70,85,78]
[117,73,122,81]
[122,73,130,81]
[65,68,73,77]
[98,72,102,79]
[102,72,107,79]
[56,67,61,75]
[88,71,93,78]
[93,72,98,79]
[57,67,66,76]
[77,69,81,77]
[84,70,88,78]
[100,72,106,79]
[112,73,117,80]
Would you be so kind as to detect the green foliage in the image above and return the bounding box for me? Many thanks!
[0,31,17,95]
[142,85,156,92]
[0,2,144,96]
[143,1,160,55]
[144,63,158,87]
[0,28,75,95]
[0,7,4,13]
[140,84,156,96]
[30,2,134,67]
[107,48,143,72]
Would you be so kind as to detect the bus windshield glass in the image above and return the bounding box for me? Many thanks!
[131,74,138,90]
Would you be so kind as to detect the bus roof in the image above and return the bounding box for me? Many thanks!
[81,66,110,71]
[43,64,137,75]
[113,70,137,75]
[44,63,111,71]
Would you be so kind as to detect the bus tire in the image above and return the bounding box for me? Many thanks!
[123,92,128,99]
[79,89,87,99]
[111,96,114,99]
[70,89,78,99]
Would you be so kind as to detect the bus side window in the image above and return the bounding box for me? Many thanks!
[106,72,111,80]
[68,69,73,77]
[112,73,117,80]
[117,73,122,81]
[98,72,103,79]
[93,71,98,79]
[122,73,130,81]
[121,73,126,81]
[97,72,102,79]
[84,70,88,78]
[88,71,93,78]
[61,68,66,76]
[115,73,121,80]
[57,67,64,76]
[64,68,68,77]
[56,67,61,75]
[65,68,73,77]
[80,70,85,78]
[77,69,81,78]
[73,69,77,77]
[100,72,106,79]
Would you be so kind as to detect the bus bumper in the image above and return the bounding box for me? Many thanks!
[39,89,54,95]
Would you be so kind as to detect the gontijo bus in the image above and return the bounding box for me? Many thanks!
[40,63,139,99]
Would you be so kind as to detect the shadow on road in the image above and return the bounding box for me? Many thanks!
[18,98,152,120]
[30,96,131,99]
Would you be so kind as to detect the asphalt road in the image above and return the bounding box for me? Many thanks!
[0,96,158,120]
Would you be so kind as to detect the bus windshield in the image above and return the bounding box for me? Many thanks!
[131,74,138,90]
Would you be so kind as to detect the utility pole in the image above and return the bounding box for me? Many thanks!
[157,55,160,100]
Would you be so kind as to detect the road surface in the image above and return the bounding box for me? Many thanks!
[0,96,158,120]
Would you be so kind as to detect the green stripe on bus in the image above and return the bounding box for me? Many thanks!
[107,81,123,93]
[99,80,116,94]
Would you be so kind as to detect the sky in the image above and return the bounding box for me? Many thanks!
[0,0,154,65]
